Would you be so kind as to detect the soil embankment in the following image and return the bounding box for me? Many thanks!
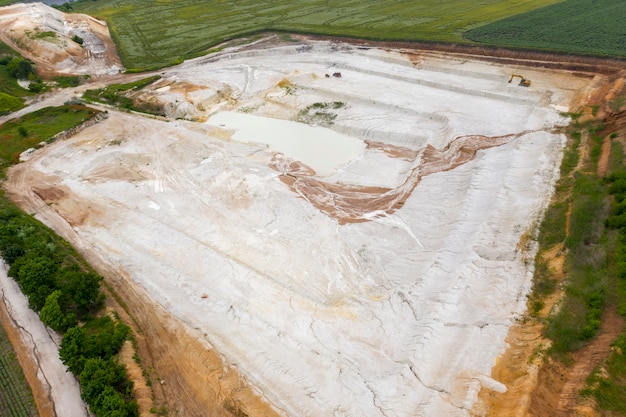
[473,68,626,417]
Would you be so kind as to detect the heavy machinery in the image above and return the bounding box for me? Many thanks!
[509,74,531,87]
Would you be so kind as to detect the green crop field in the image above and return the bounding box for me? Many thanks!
[0,0,623,69]
[465,0,626,58]
[0,325,38,417]
[68,0,561,70]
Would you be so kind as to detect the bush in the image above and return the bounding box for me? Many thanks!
[28,81,45,93]
[40,290,77,332]
[6,58,35,80]
[59,319,137,417]
[13,255,59,311]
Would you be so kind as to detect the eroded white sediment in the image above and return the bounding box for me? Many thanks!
[11,41,586,416]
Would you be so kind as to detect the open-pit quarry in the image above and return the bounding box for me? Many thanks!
[0,6,607,416]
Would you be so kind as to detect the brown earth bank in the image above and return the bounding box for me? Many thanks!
[275,132,525,224]
[99,270,282,417]
[472,67,626,417]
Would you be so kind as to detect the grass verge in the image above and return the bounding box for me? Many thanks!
[0,104,99,174]
[531,101,626,411]
[82,76,162,115]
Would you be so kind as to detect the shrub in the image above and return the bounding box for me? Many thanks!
[6,58,34,80]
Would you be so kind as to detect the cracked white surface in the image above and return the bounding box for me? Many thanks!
[9,41,586,416]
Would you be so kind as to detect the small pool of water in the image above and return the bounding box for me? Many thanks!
[207,111,366,176]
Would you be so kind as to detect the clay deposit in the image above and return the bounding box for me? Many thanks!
[3,33,599,417]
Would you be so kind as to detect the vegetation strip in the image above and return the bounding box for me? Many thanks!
[81,76,163,115]
[0,105,98,175]
[0,106,139,417]
[0,42,30,114]
[528,88,626,412]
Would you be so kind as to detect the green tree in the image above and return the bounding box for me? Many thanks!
[6,57,34,80]
[56,267,102,316]
[94,386,135,417]
[40,290,76,332]
[84,318,129,359]
[1,244,25,265]
[80,358,137,417]
[80,357,125,404]
[60,325,87,374]
[60,318,130,375]
[15,255,58,311]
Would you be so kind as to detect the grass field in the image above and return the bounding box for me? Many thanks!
[0,324,38,417]
[68,0,561,70]
[0,105,99,174]
[465,0,626,58]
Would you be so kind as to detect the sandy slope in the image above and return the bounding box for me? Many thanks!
[0,2,121,75]
[4,38,596,417]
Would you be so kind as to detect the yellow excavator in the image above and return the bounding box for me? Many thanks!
[509,74,531,87]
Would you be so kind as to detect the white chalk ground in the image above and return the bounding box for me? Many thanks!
[0,263,89,417]
[10,39,591,416]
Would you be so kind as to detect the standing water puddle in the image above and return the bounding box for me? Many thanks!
[207,111,366,176]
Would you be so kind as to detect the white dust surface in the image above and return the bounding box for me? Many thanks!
[12,40,589,416]
[0,263,89,417]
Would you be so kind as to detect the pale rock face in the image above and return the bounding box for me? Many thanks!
[11,40,587,416]
[0,2,122,75]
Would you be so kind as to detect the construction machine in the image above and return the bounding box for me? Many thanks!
[509,74,531,87]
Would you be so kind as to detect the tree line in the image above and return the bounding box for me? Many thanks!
[0,198,138,417]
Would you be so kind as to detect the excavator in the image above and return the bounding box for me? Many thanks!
[508,74,531,87]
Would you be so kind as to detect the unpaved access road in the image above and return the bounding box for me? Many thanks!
[3,35,602,417]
